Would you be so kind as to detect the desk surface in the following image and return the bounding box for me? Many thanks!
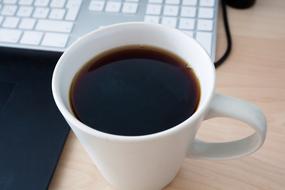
[49,0,285,189]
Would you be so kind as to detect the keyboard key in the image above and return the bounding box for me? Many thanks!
[33,7,49,18]
[197,19,213,31]
[200,0,215,7]
[182,30,194,37]
[146,4,161,15]
[105,2,121,13]
[66,0,82,8]
[148,0,163,3]
[125,0,139,2]
[3,17,19,28]
[161,17,177,28]
[196,31,212,55]
[0,29,22,43]
[51,0,66,8]
[165,0,180,5]
[19,18,36,29]
[198,7,214,18]
[0,16,3,24]
[122,3,138,14]
[179,18,195,30]
[3,0,17,4]
[163,5,179,16]
[180,7,196,17]
[65,7,80,20]
[41,32,68,47]
[144,15,159,24]
[20,31,43,45]
[182,0,197,6]
[19,0,33,5]
[36,20,73,32]
[17,6,33,17]
[34,0,50,6]
[2,5,17,16]
[89,0,105,12]
[49,8,65,19]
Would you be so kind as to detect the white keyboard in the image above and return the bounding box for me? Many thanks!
[0,0,219,60]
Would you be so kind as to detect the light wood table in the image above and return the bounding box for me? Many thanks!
[49,0,285,189]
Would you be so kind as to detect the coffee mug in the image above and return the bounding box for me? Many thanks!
[52,23,267,190]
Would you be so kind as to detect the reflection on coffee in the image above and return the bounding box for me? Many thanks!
[70,45,200,136]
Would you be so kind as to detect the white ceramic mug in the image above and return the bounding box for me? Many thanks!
[52,23,267,190]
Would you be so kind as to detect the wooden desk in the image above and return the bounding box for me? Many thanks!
[49,0,285,189]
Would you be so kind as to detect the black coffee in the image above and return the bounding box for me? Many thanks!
[70,45,200,136]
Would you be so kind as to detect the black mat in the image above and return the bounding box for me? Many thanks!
[0,48,69,190]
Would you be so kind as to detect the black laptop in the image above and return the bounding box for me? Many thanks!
[0,49,69,190]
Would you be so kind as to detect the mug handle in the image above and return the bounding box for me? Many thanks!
[189,93,267,160]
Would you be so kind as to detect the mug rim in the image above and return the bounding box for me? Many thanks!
[52,22,216,142]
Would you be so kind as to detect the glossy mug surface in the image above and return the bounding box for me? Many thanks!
[52,23,267,190]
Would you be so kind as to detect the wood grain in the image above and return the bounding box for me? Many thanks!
[49,0,285,189]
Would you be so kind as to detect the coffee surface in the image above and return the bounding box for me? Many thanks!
[70,45,200,136]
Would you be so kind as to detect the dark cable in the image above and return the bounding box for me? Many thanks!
[214,0,232,68]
